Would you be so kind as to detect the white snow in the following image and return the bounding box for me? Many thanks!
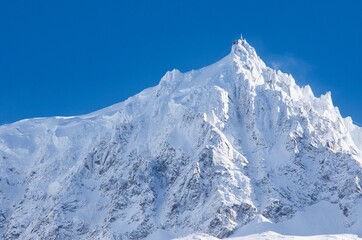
[174,232,361,240]
[0,36,361,239]
[233,201,358,236]
[47,181,62,195]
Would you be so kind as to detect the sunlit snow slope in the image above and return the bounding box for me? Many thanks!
[174,231,361,240]
[0,38,362,239]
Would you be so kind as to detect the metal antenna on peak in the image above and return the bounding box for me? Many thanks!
[233,34,244,45]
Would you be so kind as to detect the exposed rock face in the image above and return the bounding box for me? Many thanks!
[0,38,361,239]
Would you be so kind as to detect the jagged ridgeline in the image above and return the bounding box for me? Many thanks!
[0,37,362,239]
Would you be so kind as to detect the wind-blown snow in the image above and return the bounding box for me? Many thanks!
[0,37,361,239]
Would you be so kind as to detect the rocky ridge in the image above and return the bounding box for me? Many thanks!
[0,38,361,239]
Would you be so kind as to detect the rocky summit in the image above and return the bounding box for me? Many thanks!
[1,38,362,239]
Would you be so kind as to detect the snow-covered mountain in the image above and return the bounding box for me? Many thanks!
[1,37,362,240]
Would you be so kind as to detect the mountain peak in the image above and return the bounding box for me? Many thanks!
[158,36,267,91]
[1,38,362,240]
[231,36,257,59]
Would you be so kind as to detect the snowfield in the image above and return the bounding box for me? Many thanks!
[0,37,362,239]
[173,232,361,240]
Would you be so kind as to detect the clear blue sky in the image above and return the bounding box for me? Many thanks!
[1,0,361,124]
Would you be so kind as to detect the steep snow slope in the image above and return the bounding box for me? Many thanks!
[0,38,362,239]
